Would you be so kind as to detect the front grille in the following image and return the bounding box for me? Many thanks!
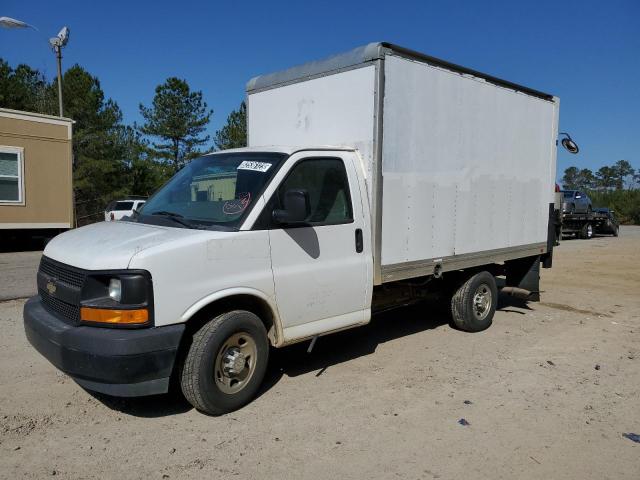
[39,288,80,323]
[39,257,85,288]
[38,256,85,324]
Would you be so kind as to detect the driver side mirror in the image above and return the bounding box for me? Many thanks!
[272,189,311,225]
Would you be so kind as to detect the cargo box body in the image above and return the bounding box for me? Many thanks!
[247,43,558,284]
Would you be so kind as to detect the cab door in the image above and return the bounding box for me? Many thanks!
[260,152,371,342]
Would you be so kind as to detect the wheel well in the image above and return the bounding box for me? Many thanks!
[183,294,277,345]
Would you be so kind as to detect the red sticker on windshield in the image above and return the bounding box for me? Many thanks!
[223,192,251,215]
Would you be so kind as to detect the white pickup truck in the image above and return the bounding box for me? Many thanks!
[24,43,563,414]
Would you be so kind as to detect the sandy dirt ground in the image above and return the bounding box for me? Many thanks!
[0,251,40,301]
[1,227,639,479]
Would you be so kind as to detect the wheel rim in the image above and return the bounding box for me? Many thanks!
[472,283,492,320]
[214,332,258,394]
[587,224,593,237]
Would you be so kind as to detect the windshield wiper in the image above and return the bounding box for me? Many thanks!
[150,210,197,229]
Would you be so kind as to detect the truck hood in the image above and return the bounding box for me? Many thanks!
[44,221,206,270]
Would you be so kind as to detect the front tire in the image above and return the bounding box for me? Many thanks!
[181,310,269,415]
[450,271,498,332]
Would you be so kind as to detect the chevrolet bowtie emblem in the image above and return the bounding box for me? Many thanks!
[46,280,57,295]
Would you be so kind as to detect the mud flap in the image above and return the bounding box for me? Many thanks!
[543,202,557,268]
[505,255,541,302]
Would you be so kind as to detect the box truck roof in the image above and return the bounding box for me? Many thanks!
[246,42,553,101]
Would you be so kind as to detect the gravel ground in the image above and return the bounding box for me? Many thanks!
[0,227,638,479]
[0,251,41,301]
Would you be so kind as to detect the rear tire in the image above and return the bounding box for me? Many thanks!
[580,223,593,240]
[450,271,498,332]
[180,310,269,415]
[613,226,619,237]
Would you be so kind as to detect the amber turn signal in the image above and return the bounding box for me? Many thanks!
[80,307,149,325]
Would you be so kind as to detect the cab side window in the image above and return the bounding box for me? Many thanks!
[272,158,353,227]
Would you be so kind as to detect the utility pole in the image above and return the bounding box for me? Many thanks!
[54,44,64,116]
[49,27,70,118]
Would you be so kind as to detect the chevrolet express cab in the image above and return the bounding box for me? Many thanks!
[24,43,565,414]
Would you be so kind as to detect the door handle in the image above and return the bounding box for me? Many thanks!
[355,228,363,253]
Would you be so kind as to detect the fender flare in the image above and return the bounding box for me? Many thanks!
[179,287,284,346]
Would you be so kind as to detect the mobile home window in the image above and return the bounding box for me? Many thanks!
[0,147,24,203]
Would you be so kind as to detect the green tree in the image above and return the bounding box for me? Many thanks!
[562,166,579,189]
[595,166,616,191]
[214,101,247,150]
[120,126,170,197]
[60,66,131,223]
[576,168,595,190]
[0,59,55,113]
[139,77,213,172]
[611,160,635,190]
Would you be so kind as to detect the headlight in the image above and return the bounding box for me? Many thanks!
[108,278,122,302]
[80,271,153,328]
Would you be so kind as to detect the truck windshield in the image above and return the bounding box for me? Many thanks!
[136,152,287,229]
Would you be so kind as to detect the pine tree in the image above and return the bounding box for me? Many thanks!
[139,78,213,172]
[562,166,579,189]
[214,101,247,150]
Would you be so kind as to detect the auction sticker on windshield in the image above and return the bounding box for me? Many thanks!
[237,161,272,172]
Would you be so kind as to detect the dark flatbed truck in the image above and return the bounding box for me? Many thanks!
[561,212,613,239]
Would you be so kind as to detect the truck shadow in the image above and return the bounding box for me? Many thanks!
[263,301,449,384]
[86,389,193,417]
[89,294,530,417]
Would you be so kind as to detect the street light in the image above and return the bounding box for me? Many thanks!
[0,16,37,29]
[1,17,70,118]
[49,27,70,117]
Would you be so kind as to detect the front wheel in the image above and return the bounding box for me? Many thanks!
[181,310,269,415]
[450,271,498,332]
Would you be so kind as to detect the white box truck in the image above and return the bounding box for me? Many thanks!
[24,43,560,414]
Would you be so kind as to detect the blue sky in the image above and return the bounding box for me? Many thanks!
[2,0,638,178]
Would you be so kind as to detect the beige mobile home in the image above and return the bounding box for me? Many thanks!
[0,108,74,237]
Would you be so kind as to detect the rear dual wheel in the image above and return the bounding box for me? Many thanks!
[450,271,498,332]
[180,310,269,415]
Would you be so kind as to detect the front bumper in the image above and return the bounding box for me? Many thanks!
[23,296,184,397]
